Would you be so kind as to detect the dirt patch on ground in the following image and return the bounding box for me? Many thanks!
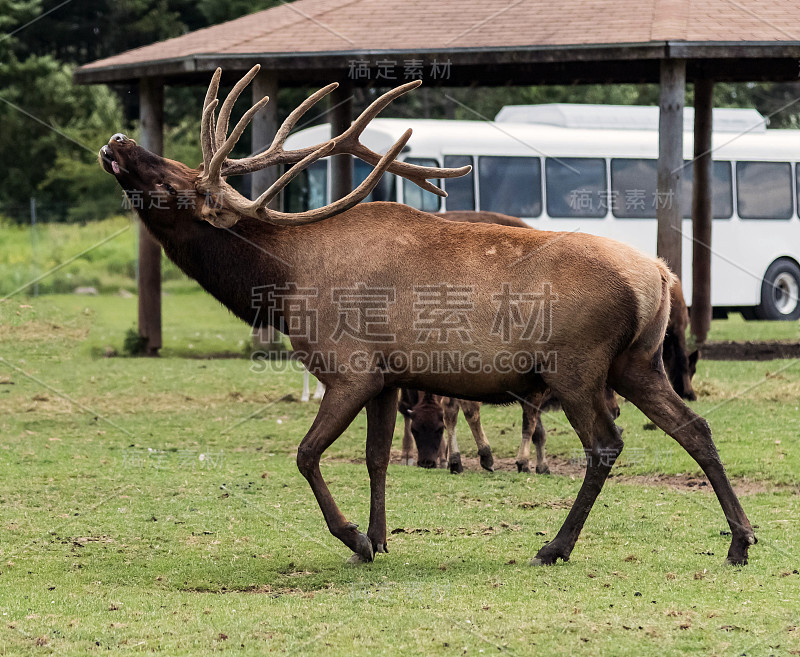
[702,341,800,361]
[378,450,794,496]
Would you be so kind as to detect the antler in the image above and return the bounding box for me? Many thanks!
[196,65,471,227]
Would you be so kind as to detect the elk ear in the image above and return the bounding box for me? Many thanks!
[688,349,699,373]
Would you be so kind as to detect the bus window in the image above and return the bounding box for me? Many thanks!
[545,157,606,218]
[354,160,397,202]
[443,155,475,211]
[610,159,657,218]
[282,160,328,213]
[403,157,440,212]
[737,161,793,220]
[478,156,541,217]
[680,161,734,219]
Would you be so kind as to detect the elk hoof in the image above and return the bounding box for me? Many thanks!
[531,543,569,566]
[725,534,756,566]
[348,532,375,563]
[449,453,463,474]
[536,463,551,475]
[478,447,494,472]
[400,456,415,467]
[516,460,530,473]
[347,552,371,565]
[724,555,748,567]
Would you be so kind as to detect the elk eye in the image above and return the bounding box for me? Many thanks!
[162,183,177,195]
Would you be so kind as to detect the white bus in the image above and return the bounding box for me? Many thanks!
[282,104,800,320]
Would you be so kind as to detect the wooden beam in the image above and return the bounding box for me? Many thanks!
[137,77,163,356]
[250,70,285,356]
[656,59,686,278]
[691,78,714,344]
[329,79,353,201]
[251,70,279,210]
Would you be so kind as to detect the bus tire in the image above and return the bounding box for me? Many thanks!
[755,258,800,320]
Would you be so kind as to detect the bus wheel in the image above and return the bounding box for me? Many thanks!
[756,259,800,320]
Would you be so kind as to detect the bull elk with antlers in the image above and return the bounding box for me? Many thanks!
[98,66,755,566]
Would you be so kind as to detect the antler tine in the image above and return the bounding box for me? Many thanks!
[251,140,336,210]
[269,83,338,155]
[203,68,221,115]
[205,94,271,183]
[254,129,413,226]
[201,99,219,171]
[339,80,421,144]
[215,64,262,150]
[200,68,222,169]
[220,83,338,177]
[341,142,471,197]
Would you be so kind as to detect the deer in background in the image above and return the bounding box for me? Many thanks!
[98,66,754,567]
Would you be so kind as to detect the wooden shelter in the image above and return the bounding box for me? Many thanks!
[75,0,800,353]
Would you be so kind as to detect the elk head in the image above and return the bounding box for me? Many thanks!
[404,392,445,468]
[99,65,470,235]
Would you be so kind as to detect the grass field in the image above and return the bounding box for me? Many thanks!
[1,291,799,656]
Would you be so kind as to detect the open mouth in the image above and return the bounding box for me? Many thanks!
[99,145,121,175]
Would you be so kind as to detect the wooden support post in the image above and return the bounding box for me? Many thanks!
[691,79,714,344]
[137,77,163,356]
[656,59,686,279]
[250,70,285,356]
[251,70,280,211]
[330,79,353,201]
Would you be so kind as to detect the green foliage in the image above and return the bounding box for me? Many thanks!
[0,55,125,221]
[122,325,148,355]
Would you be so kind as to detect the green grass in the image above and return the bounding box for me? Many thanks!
[709,312,800,342]
[0,293,799,655]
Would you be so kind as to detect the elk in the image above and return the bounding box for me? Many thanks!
[400,211,697,473]
[98,65,755,567]
[401,386,619,474]
[398,387,565,473]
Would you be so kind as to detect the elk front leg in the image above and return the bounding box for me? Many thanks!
[296,378,383,561]
[460,400,494,472]
[365,387,398,556]
[441,397,462,473]
[531,389,622,565]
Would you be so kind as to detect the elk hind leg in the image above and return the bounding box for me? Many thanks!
[611,353,755,565]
